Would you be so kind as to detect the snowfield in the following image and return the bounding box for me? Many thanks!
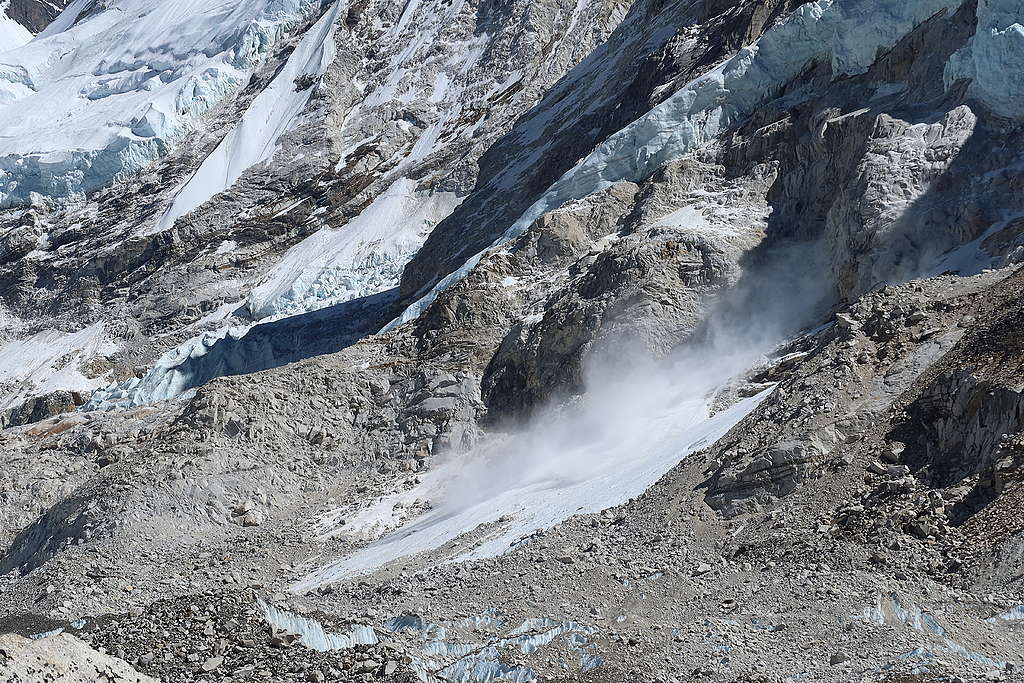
[0,323,117,412]
[154,0,346,233]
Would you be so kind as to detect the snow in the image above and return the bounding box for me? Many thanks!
[153,0,347,233]
[384,0,964,331]
[245,178,461,320]
[214,240,238,255]
[945,0,1024,118]
[293,382,773,590]
[0,0,326,207]
[0,2,32,52]
[0,323,117,410]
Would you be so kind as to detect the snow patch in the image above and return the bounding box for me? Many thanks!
[0,323,117,411]
[246,178,462,320]
[0,1,32,51]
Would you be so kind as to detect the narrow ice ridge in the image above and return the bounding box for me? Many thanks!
[383,0,964,331]
[153,0,347,233]
[0,0,327,207]
[944,0,1024,118]
[292,385,773,591]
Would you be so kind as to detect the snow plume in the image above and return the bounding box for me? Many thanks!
[295,240,833,590]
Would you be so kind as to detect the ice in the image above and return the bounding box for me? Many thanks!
[0,0,326,207]
[0,2,32,51]
[988,605,1024,623]
[945,0,1024,118]
[153,0,347,233]
[384,610,598,683]
[860,594,1010,670]
[245,178,461,320]
[214,240,238,255]
[385,0,964,330]
[259,600,378,651]
[84,178,456,410]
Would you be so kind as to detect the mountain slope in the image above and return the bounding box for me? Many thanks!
[2,0,1024,681]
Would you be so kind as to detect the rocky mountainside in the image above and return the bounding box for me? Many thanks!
[3,0,1024,681]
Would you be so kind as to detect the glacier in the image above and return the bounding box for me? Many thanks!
[245,178,462,320]
[0,0,328,207]
[384,0,966,331]
[84,180,458,409]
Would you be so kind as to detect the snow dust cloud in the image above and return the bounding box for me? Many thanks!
[295,239,834,590]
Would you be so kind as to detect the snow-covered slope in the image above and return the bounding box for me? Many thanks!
[0,323,116,412]
[153,0,346,233]
[246,178,462,320]
[0,0,327,207]
[0,1,32,50]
